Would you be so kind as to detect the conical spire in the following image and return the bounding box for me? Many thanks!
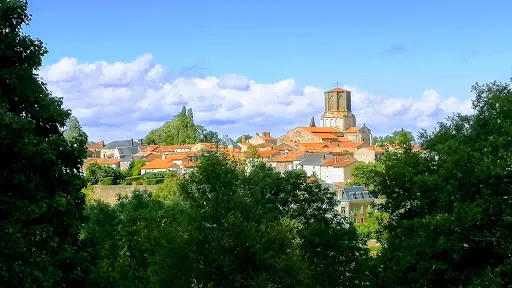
[309,116,316,127]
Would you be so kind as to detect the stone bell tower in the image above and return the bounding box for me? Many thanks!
[320,88,356,131]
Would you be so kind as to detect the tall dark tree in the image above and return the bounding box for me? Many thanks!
[187,107,193,120]
[0,1,88,286]
[375,79,512,287]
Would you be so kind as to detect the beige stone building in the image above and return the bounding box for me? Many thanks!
[277,87,373,146]
[353,146,386,163]
[248,132,277,145]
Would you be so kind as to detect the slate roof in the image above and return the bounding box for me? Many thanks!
[296,153,332,166]
[120,155,143,162]
[104,140,139,149]
[220,137,239,148]
[117,147,140,157]
[340,186,375,202]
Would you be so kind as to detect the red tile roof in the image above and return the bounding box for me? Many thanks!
[344,127,361,133]
[321,155,358,168]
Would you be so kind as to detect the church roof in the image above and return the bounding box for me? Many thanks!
[344,126,361,133]
[302,127,341,133]
[327,88,349,92]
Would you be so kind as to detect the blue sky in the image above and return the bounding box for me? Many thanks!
[27,0,512,141]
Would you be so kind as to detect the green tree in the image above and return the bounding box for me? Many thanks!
[83,152,373,287]
[0,1,88,286]
[63,115,88,144]
[355,209,389,245]
[127,159,146,176]
[82,190,193,287]
[373,128,415,148]
[236,134,252,143]
[346,161,385,192]
[243,144,260,159]
[85,162,124,185]
[144,106,220,145]
[374,79,512,287]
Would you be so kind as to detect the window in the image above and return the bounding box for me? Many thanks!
[360,205,364,214]
[360,217,365,224]
[341,207,346,215]
[352,207,358,216]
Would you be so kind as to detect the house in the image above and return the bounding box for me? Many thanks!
[181,161,197,174]
[82,158,120,172]
[248,132,277,145]
[319,155,358,183]
[87,141,104,158]
[258,149,279,161]
[295,153,331,177]
[277,127,344,145]
[114,147,141,160]
[100,139,140,159]
[294,153,359,184]
[140,153,196,174]
[335,186,376,224]
[253,142,276,151]
[269,151,305,172]
[353,146,386,163]
[119,155,144,170]
[140,158,181,174]
[134,151,161,162]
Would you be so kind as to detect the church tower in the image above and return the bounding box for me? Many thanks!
[320,88,356,130]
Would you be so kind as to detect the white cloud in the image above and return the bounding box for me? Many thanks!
[40,54,473,142]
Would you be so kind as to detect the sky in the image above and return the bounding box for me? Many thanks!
[26,0,512,142]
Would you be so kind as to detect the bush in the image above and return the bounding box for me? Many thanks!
[134,180,143,185]
[125,175,142,182]
[99,177,114,185]
[143,178,165,185]
[143,172,167,180]
[122,180,132,185]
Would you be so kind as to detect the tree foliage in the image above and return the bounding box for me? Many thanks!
[126,159,146,176]
[374,79,512,287]
[63,115,88,144]
[345,161,384,192]
[0,1,88,286]
[83,152,374,287]
[236,134,252,143]
[373,129,415,147]
[85,163,124,185]
[144,106,220,145]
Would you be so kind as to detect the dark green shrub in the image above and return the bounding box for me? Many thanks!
[143,178,165,185]
[99,177,114,185]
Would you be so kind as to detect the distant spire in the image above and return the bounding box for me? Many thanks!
[336,81,339,88]
[309,116,316,127]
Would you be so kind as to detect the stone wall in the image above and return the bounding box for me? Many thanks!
[90,185,157,204]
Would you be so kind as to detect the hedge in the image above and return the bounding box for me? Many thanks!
[99,177,114,185]
[143,178,165,185]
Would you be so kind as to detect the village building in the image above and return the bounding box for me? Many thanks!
[277,87,373,146]
[335,186,376,224]
[248,132,277,145]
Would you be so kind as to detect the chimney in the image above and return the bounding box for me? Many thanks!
[130,139,134,147]
[263,132,270,137]
[99,140,104,147]
[161,154,166,160]
[256,133,260,136]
